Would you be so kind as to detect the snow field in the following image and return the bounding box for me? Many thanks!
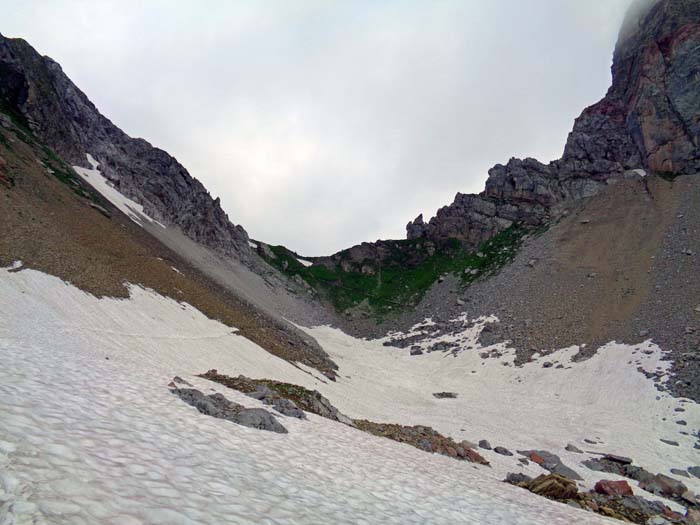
[1,267,697,523]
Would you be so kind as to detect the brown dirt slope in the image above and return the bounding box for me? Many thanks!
[0,118,338,378]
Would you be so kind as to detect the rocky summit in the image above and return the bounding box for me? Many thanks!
[1,1,700,524]
[406,0,700,249]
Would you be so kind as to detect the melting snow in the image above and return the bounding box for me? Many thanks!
[73,154,166,228]
[1,267,697,523]
[297,258,313,267]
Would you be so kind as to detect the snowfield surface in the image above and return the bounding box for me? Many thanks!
[73,154,166,228]
[1,269,697,524]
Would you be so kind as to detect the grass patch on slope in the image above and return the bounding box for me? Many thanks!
[262,224,534,315]
[40,145,97,202]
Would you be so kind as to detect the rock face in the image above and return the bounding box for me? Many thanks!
[0,34,251,261]
[407,0,700,249]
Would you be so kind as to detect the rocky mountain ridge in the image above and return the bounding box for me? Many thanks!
[0,34,252,262]
[406,0,700,249]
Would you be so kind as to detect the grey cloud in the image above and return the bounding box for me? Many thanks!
[4,0,633,255]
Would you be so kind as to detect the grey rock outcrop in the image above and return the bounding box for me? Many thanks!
[172,388,287,433]
[247,385,307,419]
[407,0,700,250]
[0,34,252,262]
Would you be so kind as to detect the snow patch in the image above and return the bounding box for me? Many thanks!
[297,258,313,267]
[0,268,620,524]
[298,318,699,495]
[73,154,166,228]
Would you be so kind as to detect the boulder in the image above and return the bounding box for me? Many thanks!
[527,474,579,501]
[594,480,634,496]
[640,474,688,498]
[478,439,492,450]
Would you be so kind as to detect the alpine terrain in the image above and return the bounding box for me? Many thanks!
[1,0,700,523]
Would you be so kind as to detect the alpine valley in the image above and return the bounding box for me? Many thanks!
[1,1,700,524]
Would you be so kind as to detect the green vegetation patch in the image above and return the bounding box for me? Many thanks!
[41,145,97,202]
[261,224,537,315]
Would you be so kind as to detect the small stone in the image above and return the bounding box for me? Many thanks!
[688,466,700,479]
[505,472,532,485]
[676,420,687,426]
[542,361,553,368]
[494,446,513,456]
[565,444,583,453]
[670,468,689,478]
[410,347,423,356]
[660,439,679,446]
[432,392,458,399]
[478,439,492,450]
[580,219,590,224]
[603,454,633,465]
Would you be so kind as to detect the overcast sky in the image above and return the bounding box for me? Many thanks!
[5,0,633,255]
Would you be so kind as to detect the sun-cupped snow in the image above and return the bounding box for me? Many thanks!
[297,324,700,509]
[72,154,166,228]
[0,268,625,525]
